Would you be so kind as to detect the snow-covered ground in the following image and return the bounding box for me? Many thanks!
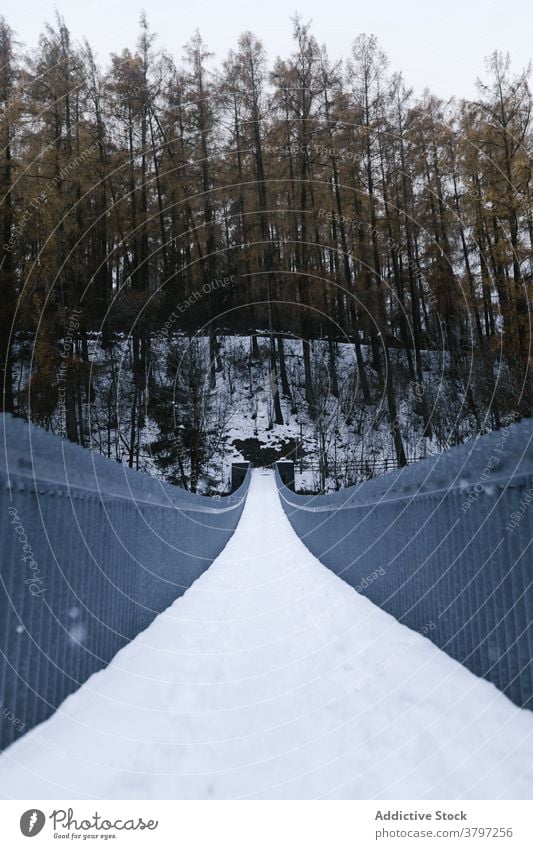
[14,332,455,493]
[0,471,532,800]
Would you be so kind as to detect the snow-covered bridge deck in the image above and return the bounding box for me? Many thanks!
[1,471,532,800]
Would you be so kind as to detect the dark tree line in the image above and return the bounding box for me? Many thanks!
[0,12,531,479]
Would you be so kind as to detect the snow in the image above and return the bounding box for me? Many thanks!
[0,470,532,800]
[14,331,450,494]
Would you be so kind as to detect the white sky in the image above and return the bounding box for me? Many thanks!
[4,0,533,99]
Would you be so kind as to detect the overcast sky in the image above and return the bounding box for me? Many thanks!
[4,0,532,99]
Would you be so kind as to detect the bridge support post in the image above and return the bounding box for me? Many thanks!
[231,462,250,493]
[276,461,295,491]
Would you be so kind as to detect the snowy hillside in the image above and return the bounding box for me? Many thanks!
[15,330,503,494]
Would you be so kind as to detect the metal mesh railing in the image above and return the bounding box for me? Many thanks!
[277,420,533,709]
[0,414,250,751]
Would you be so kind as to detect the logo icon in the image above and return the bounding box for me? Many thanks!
[20,809,46,837]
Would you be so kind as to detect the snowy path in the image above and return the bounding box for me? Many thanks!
[1,470,532,800]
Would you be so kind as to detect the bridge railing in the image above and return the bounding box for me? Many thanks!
[0,414,250,750]
[276,419,533,709]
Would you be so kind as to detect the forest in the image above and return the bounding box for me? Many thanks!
[0,12,531,492]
